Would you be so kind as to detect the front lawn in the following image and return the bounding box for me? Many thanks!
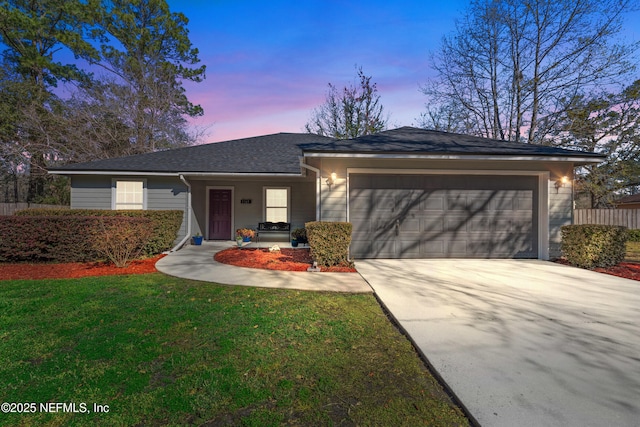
[626,241,640,263]
[0,274,468,426]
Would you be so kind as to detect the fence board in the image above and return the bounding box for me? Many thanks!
[574,209,640,229]
[0,203,69,216]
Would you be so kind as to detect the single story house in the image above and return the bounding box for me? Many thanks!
[50,126,604,259]
[614,194,640,209]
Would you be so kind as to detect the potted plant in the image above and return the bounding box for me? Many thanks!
[291,237,299,247]
[291,228,307,245]
[235,235,243,247]
[192,232,203,245]
[236,228,255,242]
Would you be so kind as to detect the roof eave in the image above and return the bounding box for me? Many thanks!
[48,170,180,176]
[48,170,304,177]
[302,152,604,164]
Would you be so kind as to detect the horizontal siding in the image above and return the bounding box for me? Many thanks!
[70,175,188,246]
[320,179,347,221]
[146,177,188,244]
[547,181,572,258]
[147,178,187,210]
[290,182,315,229]
[70,176,112,209]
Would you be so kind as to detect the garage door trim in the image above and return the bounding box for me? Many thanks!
[346,168,550,260]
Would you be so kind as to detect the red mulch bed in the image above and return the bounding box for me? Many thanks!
[0,255,165,281]
[214,247,357,273]
[555,259,640,282]
[593,262,640,281]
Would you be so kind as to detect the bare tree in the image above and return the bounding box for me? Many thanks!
[543,80,640,207]
[305,66,387,139]
[415,101,475,134]
[422,0,639,144]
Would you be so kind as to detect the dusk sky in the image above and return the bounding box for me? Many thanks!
[169,1,640,143]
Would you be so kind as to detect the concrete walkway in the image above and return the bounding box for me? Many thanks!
[156,241,372,293]
[357,259,640,427]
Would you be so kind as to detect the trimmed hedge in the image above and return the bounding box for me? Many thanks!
[561,224,627,269]
[627,229,640,242]
[15,209,183,255]
[305,221,353,268]
[0,216,151,263]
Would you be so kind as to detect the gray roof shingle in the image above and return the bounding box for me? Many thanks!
[300,127,605,159]
[50,133,336,174]
[51,127,603,175]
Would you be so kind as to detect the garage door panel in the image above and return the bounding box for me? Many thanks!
[398,240,421,257]
[494,197,515,210]
[422,196,445,210]
[467,215,494,232]
[351,219,371,234]
[349,174,538,259]
[448,241,468,254]
[447,195,469,210]
[400,218,420,232]
[423,217,444,232]
[349,197,373,213]
[376,195,396,211]
[516,196,533,210]
[373,239,396,257]
[423,240,445,255]
[446,216,468,232]
[350,240,372,257]
[468,198,493,211]
[373,218,395,233]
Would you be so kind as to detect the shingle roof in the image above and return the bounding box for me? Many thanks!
[50,133,336,174]
[51,127,604,175]
[300,127,605,159]
[615,194,640,205]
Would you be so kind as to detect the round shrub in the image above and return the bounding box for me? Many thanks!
[561,225,627,269]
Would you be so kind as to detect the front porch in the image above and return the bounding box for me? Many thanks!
[200,240,308,250]
[186,176,316,241]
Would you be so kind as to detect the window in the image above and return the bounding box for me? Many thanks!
[265,188,289,222]
[113,180,145,210]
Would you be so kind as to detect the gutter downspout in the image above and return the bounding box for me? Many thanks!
[299,158,321,221]
[169,174,192,252]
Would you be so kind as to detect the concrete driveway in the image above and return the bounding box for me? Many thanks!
[356,259,640,427]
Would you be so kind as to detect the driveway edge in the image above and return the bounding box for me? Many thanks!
[369,290,480,427]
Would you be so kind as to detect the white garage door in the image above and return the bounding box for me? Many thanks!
[349,174,538,258]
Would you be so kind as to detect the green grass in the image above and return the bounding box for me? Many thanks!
[626,241,640,262]
[0,274,468,426]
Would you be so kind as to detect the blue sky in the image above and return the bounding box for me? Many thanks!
[170,1,640,143]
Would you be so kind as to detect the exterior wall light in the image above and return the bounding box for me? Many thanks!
[326,172,337,186]
[555,175,570,192]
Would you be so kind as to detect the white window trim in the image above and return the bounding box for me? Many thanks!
[111,178,147,210]
[263,186,291,222]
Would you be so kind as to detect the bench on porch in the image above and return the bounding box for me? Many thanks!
[256,222,291,242]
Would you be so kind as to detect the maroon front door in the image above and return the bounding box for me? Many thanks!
[209,189,232,240]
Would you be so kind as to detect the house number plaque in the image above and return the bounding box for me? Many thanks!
[240,199,252,204]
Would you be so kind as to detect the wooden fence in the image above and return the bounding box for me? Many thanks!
[574,209,640,229]
[0,203,69,216]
